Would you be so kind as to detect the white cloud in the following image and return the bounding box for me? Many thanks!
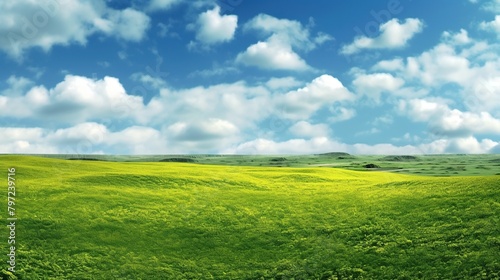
[0,123,167,154]
[166,118,239,141]
[328,107,356,123]
[371,58,404,71]
[352,142,420,155]
[373,115,394,125]
[0,75,145,123]
[236,39,310,71]
[444,136,498,154]
[1,73,353,138]
[386,42,473,87]
[400,99,500,137]
[150,81,271,129]
[464,76,500,114]
[226,135,499,155]
[277,75,355,120]
[236,14,331,71]
[442,29,472,45]
[243,14,331,51]
[480,15,500,37]
[190,5,238,46]
[99,8,150,42]
[130,73,168,90]
[224,136,425,155]
[482,0,500,12]
[352,73,405,101]
[225,137,346,155]
[47,122,107,146]
[107,126,166,154]
[164,119,241,153]
[0,0,150,59]
[0,127,49,153]
[373,31,500,114]
[265,77,303,90]
[146,0,183,12]
[2,76,33,96]
[341,18,424,55]
[289,121,330,138]
[188,64,240,78]
[1,122,498,155]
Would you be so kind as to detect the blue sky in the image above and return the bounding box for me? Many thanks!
[1,0,500,154]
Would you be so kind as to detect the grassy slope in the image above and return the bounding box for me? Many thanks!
[32,153,500,176]
[0,155,499,279]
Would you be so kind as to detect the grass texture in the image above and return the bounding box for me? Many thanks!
[0,155,499,279]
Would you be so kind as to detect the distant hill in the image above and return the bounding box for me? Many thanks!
[67,157,106,161]
[159,158,197,163]
[317,152,351,157]
[379,155,419,161]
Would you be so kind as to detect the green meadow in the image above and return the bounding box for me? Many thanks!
[1,155,499,279]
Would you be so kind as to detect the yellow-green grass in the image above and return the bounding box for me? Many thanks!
[0,155,499,279]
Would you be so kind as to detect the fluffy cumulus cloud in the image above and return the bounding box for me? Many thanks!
[0,0,150,59]
[265,77,303,90]
[369,29,500,114]
[0,122,169,154]
[149,81,271,130]
[371,58,405,71]
[236,38,310,71]
[96,8,150,41]
[2,76,34,96]
[0,73,359,154]
[189,5,238,46]
[164,119,241,153]
[403,43,473,86]
[0,75,145,123]
[0,127,53,153]
[400,99,500,137]
[352,73,405,101]
[277,75,355,120]
[288,121,330,138]
[236,14,332,71]
[480,15,500,36]
[341,18,424,55]
[442,29,472,45]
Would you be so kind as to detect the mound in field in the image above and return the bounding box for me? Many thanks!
[159,158,197,163]
[67,157,106,161]
[380,155,419,161]
[317,152,351,157]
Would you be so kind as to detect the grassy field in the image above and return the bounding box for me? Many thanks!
[0,155,499,279]
[35,153,500,176]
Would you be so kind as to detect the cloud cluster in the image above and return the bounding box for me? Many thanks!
[0,75,145,123]
[0,73,359,154]
[480,15,500,37]
[400,99,500,137]
[236,14,332,71]
[341,18,424,55]
[0,0,150,59]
